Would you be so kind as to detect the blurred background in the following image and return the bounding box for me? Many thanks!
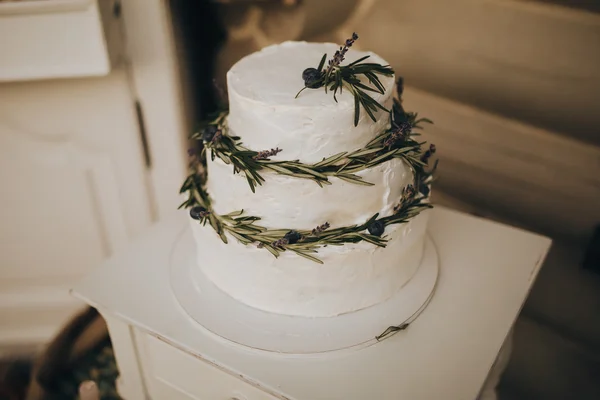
[0,0,599,399]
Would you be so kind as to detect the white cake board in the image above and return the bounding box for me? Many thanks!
[170,225,439,354]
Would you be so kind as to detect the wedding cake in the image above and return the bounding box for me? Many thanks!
[180,36,436,318]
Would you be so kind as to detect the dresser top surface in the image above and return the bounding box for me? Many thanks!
[72,206,551,400]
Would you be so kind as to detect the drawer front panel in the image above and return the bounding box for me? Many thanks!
[141,333,280,400]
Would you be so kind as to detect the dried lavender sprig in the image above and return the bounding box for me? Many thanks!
[253,147,282,160]
[190,206,211,220]
[383,121,411,148]
[325,32,359,79]
[211,129,223,144]
[311,222,330,236]
[272,237,289,248]
[393,184,417,214]
[197,210,211,218]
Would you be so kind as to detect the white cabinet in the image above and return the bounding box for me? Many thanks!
[73,208,551,400]
[0,0,188,349]
[0,0,121,82]
[0,69,153,345]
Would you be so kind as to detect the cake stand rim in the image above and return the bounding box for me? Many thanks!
[169,224,439,355]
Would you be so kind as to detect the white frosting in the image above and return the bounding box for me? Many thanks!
[191,41,430,317]
[191,211,428,317]
[227,41,394,164]
[207,157,413,228]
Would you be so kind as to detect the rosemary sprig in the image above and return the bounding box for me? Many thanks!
[179,73,439,263]
[195,100,432,192]
[296,33,395,126]
[179,167,433,263]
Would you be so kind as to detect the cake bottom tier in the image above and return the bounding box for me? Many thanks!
[190,212,429,317]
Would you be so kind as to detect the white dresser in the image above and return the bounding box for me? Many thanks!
[72,206,551,400]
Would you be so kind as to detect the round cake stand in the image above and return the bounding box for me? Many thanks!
[170,225,439,355]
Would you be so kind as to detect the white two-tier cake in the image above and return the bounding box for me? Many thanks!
[181,38,436,320]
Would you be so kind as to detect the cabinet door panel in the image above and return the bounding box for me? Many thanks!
[0,69,155,345]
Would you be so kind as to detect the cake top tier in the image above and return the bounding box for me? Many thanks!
[228,41,394,108]
[226,42,396,163]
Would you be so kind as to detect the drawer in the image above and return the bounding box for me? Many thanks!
[140,334,281,400]
[0,0,121,82]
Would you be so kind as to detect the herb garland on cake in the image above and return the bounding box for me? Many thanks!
[179,34,438,263]
[192,106,432,193]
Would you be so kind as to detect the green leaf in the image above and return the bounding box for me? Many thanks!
[364,213,380,228]
[353,81,381,93]
[367,149,398,165]
[346,55,370,67]
[364,71,386,93]
[357,233,387,247]
[360,96,377,122]
[317,53,327,71]
[228,230,252,244]
[293,165,328,179]
[234,215,261,222]
[416,117,434,125]
[244,171,256,193]
[266,164,294,175]
[348,147,383,158]
[255,229,291,237]
[263,244,280,258]
[337,174,374,186]
[336,160,351,173]
[225,210,245,217]
[234,226,264,234]
[313,152,348,167]
[354,91,360,126]
[291,249,324,264]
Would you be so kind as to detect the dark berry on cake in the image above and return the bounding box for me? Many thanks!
[190,206,209,220]
[283,230,303,244]
[201,125,219,142]
[367,220,385,237]
[302,68,322,88]
[420,144,437,164]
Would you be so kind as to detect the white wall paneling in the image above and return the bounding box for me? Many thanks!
[118,0,190,220]
[351,0,600,145]
[403,86,600,242]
